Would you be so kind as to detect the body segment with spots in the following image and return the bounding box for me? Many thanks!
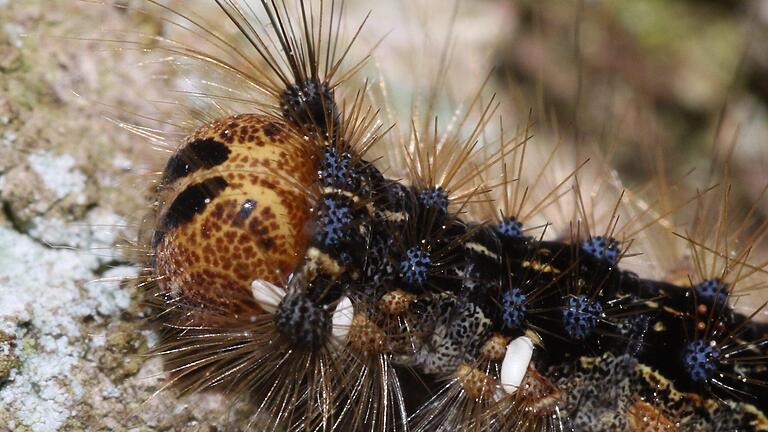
[152,113,318,314]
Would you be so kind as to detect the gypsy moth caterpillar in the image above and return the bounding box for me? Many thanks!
[2,1,766,431]
[120,1,768,430]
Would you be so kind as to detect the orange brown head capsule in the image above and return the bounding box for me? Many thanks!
[152,113,319,315]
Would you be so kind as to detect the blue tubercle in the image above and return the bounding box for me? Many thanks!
[502,287,528,330]
[417,187,449,213]
[400,246,432,287]
[581,236,621,265]
[319,146,353,188]
[562,295,603,340]
[683,339,721,383]
[695,279,729,308]
[497,217,524,238]
[318,197,353,246]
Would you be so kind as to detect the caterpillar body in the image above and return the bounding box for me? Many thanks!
[115,1,768,431]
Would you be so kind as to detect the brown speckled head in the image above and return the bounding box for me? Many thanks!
[152,113,318,315]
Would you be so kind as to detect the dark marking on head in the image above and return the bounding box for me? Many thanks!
[262,122,282,138]
[161,138,231,185]
[155,176,229,243]
[235,199,258,224]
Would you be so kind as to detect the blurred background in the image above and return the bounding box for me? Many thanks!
[370,0,768,212]
[496,0,768,213]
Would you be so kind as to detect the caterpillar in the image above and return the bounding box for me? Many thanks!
[127,1,768,430]
[4,0,761,431]
[118,1,768,431]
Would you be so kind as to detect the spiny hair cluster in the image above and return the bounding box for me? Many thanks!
[110,1,768,431]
